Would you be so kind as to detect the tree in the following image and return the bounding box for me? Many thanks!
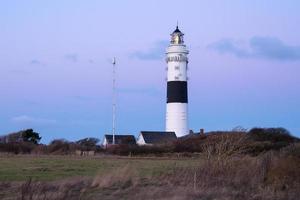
[22,129,42,144]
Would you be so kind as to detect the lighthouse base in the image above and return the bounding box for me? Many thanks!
[166,103,188,137]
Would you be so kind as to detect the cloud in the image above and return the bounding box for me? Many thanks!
[30,59,45,66]
[208,36,300,61]
[131,40,169,60]
[64,54,79,62]
[11,115,57,126]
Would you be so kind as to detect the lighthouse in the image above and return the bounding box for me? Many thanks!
[165,26,189,137]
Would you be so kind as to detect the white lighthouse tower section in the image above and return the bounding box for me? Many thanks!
[165,26,189,137]
[166,45,188,82]
[166,103,188,137]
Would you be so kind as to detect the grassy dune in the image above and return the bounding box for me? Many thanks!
[0,149,300,200]
[1,132,299,199]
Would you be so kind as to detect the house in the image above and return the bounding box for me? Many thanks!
[102,134,136,148]
[137,131,177,145]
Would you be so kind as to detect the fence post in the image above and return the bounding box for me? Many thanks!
[194,171,197,191]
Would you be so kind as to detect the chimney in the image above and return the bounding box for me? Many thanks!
[200,129,205,135]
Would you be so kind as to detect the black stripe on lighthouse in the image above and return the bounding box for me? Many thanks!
[167,81,188,103]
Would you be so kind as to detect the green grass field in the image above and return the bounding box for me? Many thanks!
[0,155,200,181]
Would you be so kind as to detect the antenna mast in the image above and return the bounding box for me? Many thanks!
[112,57,116,145]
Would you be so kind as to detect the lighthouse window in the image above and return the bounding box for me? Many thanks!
[175,66,180,70]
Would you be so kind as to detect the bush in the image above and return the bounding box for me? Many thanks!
[76,137,100,151]
[47,139,77,154]
[244,128,300,155]
[280,143,300,158]
[248,128,297,143]
[173,131,247,156]
[0,142,36,154]
[173,134,207,153]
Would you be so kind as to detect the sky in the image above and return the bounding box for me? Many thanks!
[1,0,300,143]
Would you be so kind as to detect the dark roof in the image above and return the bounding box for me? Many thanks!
[104,134,136,145]
[140,131,177,144]
[178,132,202,140]
[172,26,183,35]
